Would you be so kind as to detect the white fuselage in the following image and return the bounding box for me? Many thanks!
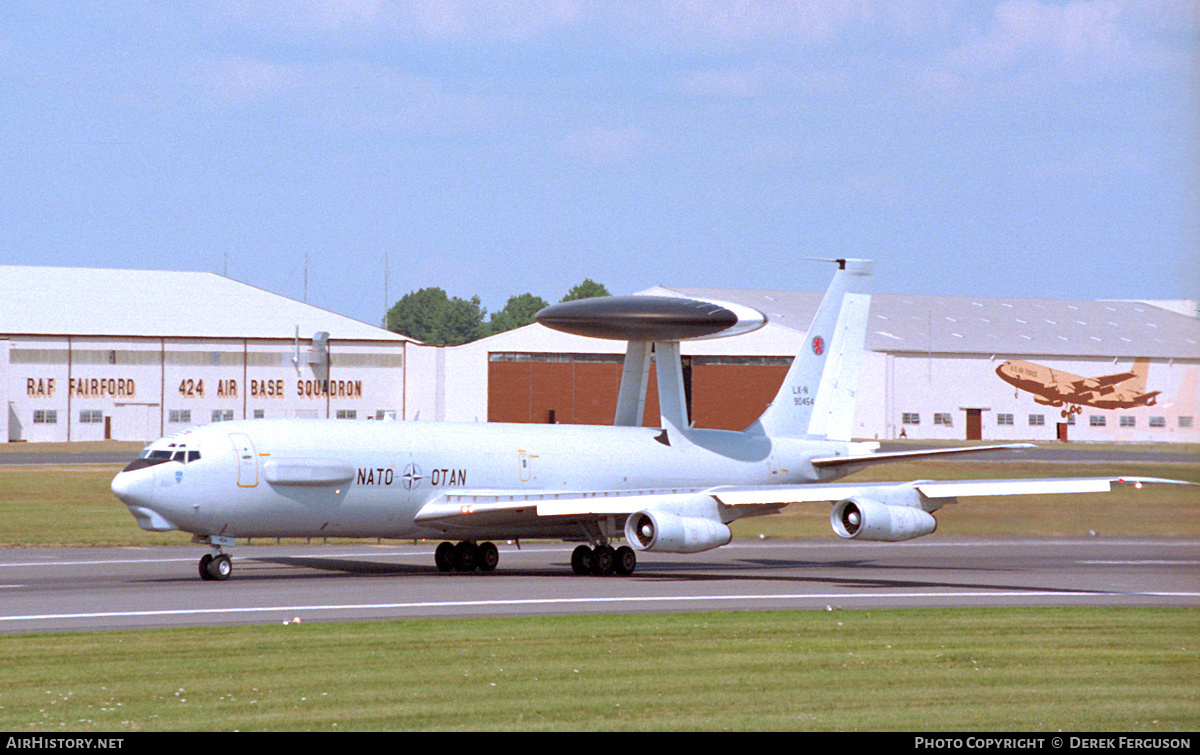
[112,418,853,541]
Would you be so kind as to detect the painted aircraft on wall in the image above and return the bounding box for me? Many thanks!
[111,260,1183,581]
[996,358,1160,417]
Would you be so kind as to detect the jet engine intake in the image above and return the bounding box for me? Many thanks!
[625,509,732,554]
[830,497,937,542]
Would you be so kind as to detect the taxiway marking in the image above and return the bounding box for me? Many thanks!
[4,591,1199,624]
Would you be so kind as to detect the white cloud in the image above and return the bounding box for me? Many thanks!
[1032,145,1155,179]
[927,0,1192,96]
[555,125,649,166]
[201,0,587,44]
[198,0,954,50]
[409,0,585,42]
[678,67,765,98]
[194,55,304,108]
[191,54,523,136]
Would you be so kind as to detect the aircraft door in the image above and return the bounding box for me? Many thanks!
[518,450,534,482]
[766,457,782,483]
[230,433,258,487]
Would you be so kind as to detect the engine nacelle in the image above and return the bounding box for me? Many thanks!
[830,497,937,542]
[625,509,732,554]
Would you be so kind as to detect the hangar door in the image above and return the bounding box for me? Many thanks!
[487,353,790,431]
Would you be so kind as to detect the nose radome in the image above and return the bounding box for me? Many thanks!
[112,471,179,532]
[111,470,147,506]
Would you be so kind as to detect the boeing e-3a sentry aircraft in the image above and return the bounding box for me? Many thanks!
[111,259,1180,581]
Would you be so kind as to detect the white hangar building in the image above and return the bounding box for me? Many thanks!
[4,265,1198,445]
[1,267,425,443]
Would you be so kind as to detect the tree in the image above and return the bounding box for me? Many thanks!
[561,279,611,302]
[488,293,549,336]
[386,287,488,346]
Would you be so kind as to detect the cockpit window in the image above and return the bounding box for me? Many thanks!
[122,447,201,472]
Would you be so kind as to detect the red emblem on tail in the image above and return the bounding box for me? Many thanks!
[812,336,825,355]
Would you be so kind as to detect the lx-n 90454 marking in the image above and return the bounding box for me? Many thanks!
[111,260,1188,581]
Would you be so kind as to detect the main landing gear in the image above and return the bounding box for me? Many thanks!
[434,540,500,573]
[431,540,637,576]
[571,544,636,577]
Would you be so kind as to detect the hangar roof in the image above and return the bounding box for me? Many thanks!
[650,287,1200,360]
[0,266,406,342]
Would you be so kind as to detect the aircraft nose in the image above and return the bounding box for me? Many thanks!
[111,469,149,506]
[112,470,179,532]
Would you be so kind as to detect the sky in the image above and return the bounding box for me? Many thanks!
[2,1,1197,327]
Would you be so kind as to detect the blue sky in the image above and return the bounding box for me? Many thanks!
[2,1,1196,327]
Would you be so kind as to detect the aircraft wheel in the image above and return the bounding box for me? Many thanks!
[614,546,636,576]
[477,541,499,572]
[206,554,233,581]
[199,554,214,581]
[591,545,615,576]
[434,541,455,573]
[571,545,593,575]
[453,540,478,572]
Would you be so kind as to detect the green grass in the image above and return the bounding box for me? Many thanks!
[1,608,1195,731]
[0,465,193,546]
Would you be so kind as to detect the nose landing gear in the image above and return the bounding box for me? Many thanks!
[199,552,232,581]
[195,535,236,581]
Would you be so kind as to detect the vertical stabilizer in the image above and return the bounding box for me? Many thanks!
[748,259,873,440]
[1129,357,1150,392]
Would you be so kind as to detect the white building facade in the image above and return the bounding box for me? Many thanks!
[2,268,416,443]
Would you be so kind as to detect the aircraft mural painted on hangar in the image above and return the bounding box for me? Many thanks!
[995,358,1161,418]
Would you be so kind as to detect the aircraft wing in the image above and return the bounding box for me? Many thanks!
[413,476,1191,529]
[413,488,701,529]
[1074,371,1136,389]
[709,476,1190,506]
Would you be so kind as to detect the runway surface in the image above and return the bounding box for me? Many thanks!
[1,538,1197,633]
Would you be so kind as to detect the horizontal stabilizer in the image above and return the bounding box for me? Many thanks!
[811,443,1035,469]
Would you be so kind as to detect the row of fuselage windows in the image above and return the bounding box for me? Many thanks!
[901,412,1193,429]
